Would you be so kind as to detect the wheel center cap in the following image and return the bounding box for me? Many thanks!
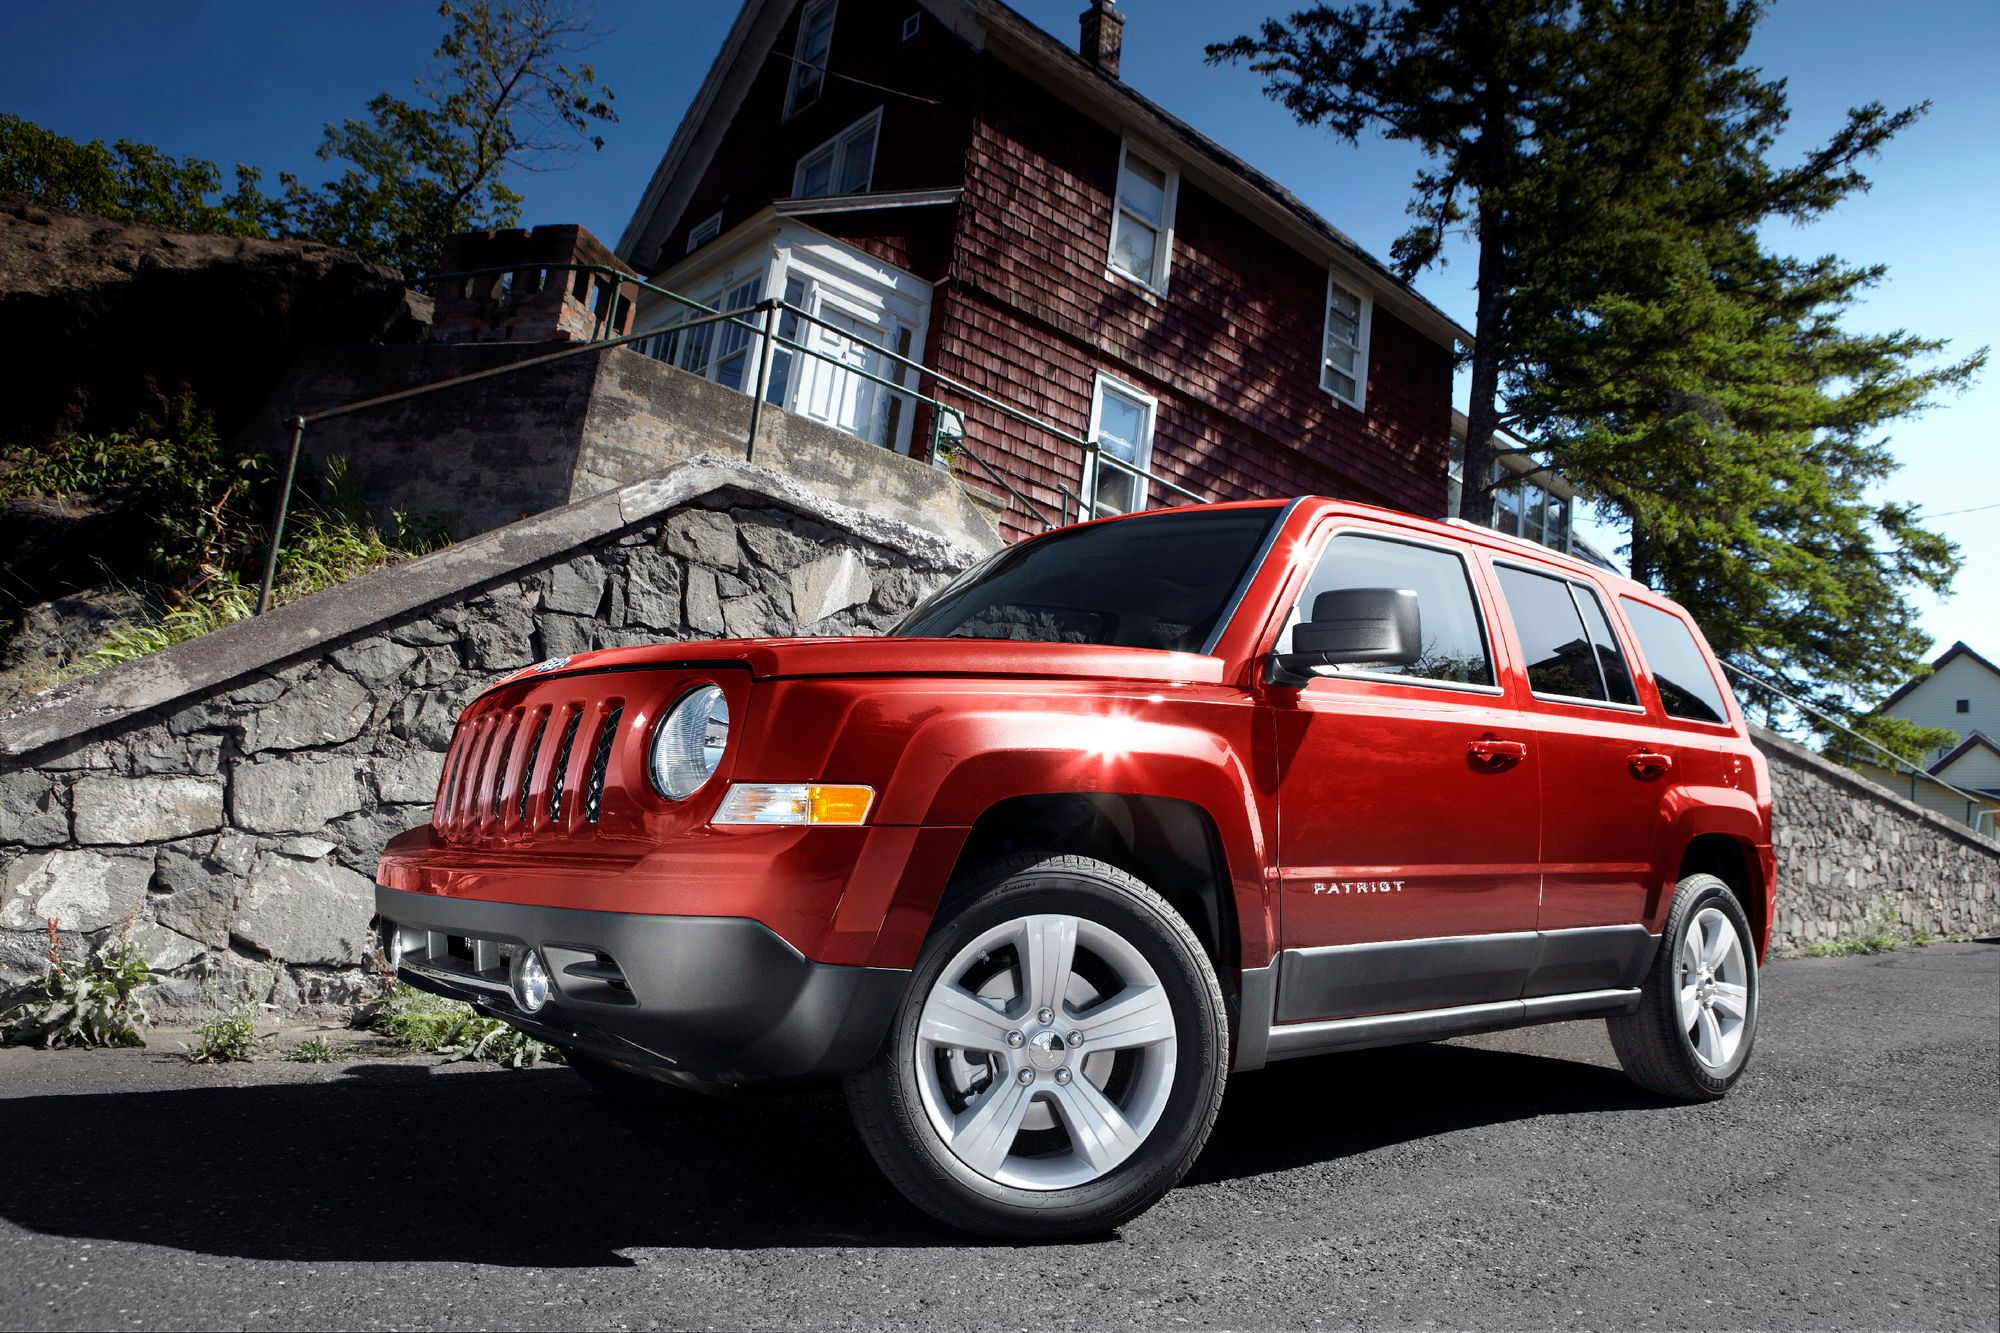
[1026,1030,1067,1071]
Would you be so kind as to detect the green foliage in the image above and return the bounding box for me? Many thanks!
[0,112,266,236]
[0,399,449,668]
[1212,0,1984,717]
[262,0,617,274]
[184,1002,275,1064]
[285,1036,349,1064]
[0,398,270,589]
[1827,714,1962,770]
[369,982,559,1068]
[1,922,153,1050]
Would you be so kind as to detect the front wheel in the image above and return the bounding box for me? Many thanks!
[846,854,1228,1239]
[1609,872,1759,1099]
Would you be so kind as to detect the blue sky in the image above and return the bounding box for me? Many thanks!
[6,0,1993,661]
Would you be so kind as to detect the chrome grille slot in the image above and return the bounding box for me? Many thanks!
[547,708,583,824]
[515,711,549,824]
[584,704,623,823]
[490,711,522,824]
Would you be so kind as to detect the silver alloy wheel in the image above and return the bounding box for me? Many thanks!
[913,913,1178,1190]
[1679,905,1751,1069]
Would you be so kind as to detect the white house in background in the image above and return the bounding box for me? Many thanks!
[1446,412,1617,569]
[1855,641,2000,831]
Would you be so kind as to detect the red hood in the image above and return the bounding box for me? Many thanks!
[494,636,1227,688]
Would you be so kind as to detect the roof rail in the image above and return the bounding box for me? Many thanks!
[1440,517,1610,578]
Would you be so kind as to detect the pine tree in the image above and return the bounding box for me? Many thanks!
[1211,0,1984,719]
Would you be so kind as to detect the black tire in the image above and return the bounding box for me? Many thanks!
[846,853,1228,1239]
[1609,872,1759,1099]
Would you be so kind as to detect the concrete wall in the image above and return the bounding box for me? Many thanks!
[248,343,1001,553]
[1755,729,2000,950]
[0,458,988,1016]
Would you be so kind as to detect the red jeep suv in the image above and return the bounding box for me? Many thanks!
[376,497,1774,1238]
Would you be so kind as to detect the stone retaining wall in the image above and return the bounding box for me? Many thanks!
[1755,729,1999,950]
[0,457,986,1016]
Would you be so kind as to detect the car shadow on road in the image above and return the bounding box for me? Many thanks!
[0,1042,1661,1264]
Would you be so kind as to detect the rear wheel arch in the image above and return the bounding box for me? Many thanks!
[1678,832,1768,957]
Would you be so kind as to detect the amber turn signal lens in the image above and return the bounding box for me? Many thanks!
[712,783,875,826]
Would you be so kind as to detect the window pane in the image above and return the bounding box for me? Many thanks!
[1096,391,1147,457]
[1496,566,1604,700]
[1572,584,1638,705]
[1326,284,1361,341]
[895,506,1280,651]
[798,149,834,198]
[1622,599,1730,723]
[1111,214,1158,285]
[1093,469,1139,517]
[1285,535,1494,686]
[1119,153,1168,225]
[1521,485,1545,544]
[1324,367,1357,401]
[837,121,876,193]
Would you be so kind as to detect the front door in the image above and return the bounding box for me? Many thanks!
[792,302,898,446]
[1269,527,1543,1022]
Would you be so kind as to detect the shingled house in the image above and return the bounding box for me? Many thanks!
[616,0,1467,537]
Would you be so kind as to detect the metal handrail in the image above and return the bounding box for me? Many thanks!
[1722,659,1998,836]
[411,262,1211,529]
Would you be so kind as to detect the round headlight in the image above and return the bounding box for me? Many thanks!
[650,683,730,799]
[511,948,551,1014]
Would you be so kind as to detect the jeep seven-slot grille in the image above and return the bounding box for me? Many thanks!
[433,689,629,842]
[583,705,622,823]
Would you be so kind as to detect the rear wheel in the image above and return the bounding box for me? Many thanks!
[846,854,1227,1239]
[1609,872,1759,1099]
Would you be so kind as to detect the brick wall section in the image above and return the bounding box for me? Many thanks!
[0,464,976,1018]
[1752,728,1999,949]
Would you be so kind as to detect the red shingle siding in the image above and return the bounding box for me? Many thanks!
[934,57,1451,539]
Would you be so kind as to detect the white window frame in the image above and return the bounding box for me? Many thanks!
[686,211,724,254]
[783,0,837,120]
[1105,137,1179,296]
[1320,271,1372,410]
[792,107,882,199]
[1085,372,1159,518]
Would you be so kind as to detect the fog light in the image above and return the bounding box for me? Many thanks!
[511,948,551,1014]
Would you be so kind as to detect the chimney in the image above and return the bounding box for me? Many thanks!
[1079,0,1124,79]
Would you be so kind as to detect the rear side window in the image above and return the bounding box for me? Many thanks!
[1622,599,1731,724]
[1494,566,1636,705]
[1284,534,1494,687]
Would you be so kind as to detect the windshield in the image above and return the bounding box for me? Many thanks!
[893,505,1281,651]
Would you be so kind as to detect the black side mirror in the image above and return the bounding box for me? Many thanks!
[1269,587,1421,686]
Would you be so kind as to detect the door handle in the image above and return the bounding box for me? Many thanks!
[1467,738,1528,766]
[1628,749,1675,779]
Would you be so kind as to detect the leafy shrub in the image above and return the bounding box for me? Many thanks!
[0,920,153,1049]
[285,1036,348,1064]
[369,983,559,1068]
[183,1002,274,1063]
[92,457,449,665]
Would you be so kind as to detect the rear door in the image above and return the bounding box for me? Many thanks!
[1268,523,1543,1021]
[1486,560,1672,994]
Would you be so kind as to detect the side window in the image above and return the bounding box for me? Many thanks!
[1496,565,1613,702]
[793,109,880,198]
[1283,534,1494,687]
[1571,583,1638,705]
[1108,140,1177,292]
[784,0,836,119]
[1320,275,1370,408]
[1622,599,1732,724]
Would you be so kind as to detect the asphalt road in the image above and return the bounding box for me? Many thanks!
[1,944,1993,1332]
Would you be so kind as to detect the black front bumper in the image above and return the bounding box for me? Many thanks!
[373,885,907,1090]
